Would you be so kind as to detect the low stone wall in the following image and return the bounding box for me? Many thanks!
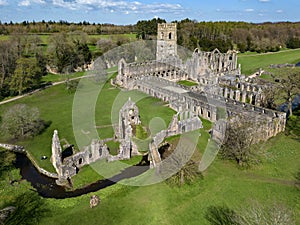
[25,151,59,179]
[0,143,58,179]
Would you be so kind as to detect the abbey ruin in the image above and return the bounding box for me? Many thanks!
[51,23,286,184]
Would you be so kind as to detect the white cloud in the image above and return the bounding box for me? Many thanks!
[276,9,283,13]
[19,0,30,6]
[245,8,254,12]
[259,0,271,2]
[0,0,8,6]
[18,0,45,7]
[52,0,184,14]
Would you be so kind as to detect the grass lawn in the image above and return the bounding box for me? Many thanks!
[0,72,175,173]
[1,131,299,224]
[177,80,198,87]
[238,48,300,75]
[41,71,85,83]
[88,33,137,41]
[0,95,299,224]
[0,48,300,224]
[35,133,299,225]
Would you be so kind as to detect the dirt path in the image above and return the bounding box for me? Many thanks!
[244,173,296,187]
[0,70,117,106]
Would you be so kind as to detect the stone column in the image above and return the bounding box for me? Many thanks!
[211,109,217,122]
[255,93,261,106]
[203,108,208,120]
[224,88,228,98]
[235,90,241,102]
[229,89,234,99]
[242,91,247,103]
[249,93,253,104]
[241,84,244,91]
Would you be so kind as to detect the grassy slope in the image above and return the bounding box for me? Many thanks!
[0,74,175,173]
[238,48,300,75]
[0,45,300,224]
[38,134,299,225]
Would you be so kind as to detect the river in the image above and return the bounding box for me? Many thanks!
[14,153,149,199]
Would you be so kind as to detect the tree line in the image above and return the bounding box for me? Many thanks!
[1,18,300,100]
[136,18,300,53]
[0,31,93,100]
[0,20,135,35]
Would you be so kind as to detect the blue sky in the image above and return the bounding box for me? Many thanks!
[0,0,299,24]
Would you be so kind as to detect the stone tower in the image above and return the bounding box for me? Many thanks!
[156,23,177,61]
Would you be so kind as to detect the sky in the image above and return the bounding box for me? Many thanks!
[0,0,300,24]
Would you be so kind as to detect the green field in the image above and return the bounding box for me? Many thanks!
[238,48,300,75]
[0,42,300,224]
[0,73,175,172]
[177,80,198,87]
[0,33,137,45]
[1,132,298,224]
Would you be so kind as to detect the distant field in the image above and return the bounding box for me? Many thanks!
[0,35,10,41]
[0,33,137,44]
[238,48,300,75]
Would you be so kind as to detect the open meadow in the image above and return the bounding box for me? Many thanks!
[0,41,300,224]
[238,48,300,75]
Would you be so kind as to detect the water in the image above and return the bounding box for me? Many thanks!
[278,94,300,116]
[14,153,149,199]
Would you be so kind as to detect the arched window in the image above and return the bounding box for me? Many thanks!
[169,32,172,40]
[207,111,211,118]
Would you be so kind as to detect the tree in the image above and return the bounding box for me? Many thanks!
[159,140,202,186]
[10,57,42,95]
[260,85,278,110]
[205,205,240,225]
[205,202,295,225]
[47,33,76,73]
[237,201,295,225]
[0,148,15,179]
[220,116,257,167]
[5,192,48,225]
[47,32,92,73]
[285,105,300,137]
[166,159,202,186]
[96,38,116,54]
[277,68,300,117]
[0,40,17,98]
[136,18,166,39]
[0,104,46,139]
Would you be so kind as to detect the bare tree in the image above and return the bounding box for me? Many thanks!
[238,201,295,225]
[220,115,258,167]
[275,68,300,117]
[260,85,278,110]
[159,136,202,186]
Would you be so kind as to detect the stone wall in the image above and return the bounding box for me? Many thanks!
[148,111,203,168]
[50,130,110,182]
[0,143,58,179]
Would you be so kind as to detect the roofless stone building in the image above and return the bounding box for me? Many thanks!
[51,23,286,184]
